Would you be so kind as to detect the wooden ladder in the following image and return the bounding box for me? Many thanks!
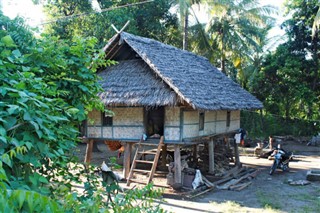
[126,136,164,186]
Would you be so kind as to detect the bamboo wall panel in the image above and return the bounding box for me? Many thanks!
[87,127,101,138]
[164,127,180,141]
[205,111,216,122]
[183,110,199,124]
[102,127,112,138]
[112,107,143,125]
[183,124,199,138]
[113,126,144,139]
[165,107,180,126]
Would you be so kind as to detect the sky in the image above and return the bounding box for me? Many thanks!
[2,0,286,26]
[1,0,287,43]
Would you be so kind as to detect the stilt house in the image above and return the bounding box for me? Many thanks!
[85,32,263,184]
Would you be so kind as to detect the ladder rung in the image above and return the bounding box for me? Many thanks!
[133,169,151,173]
[138,143,163,146]
[135,160,154,164]
[129,179,148,184]
[138,151,156,155]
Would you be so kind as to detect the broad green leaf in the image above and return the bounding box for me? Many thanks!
[1,35,16,47]
[0,167,8,181]
[25,142,33,150]
[12,49,22,58]
[27,191,35,212]
[23,112,32,121]
[4,116,17,130]
[15,82,26,90]
[66,108,79,114]
[22,66,31,72]
[0,126,6,136]
[30,121,39,130]
[7,105,19,115]
[36,129,43,138]
[0,136,7,143]
[17,190,26,209]
[2,154,12,168]
[38,176,49,184]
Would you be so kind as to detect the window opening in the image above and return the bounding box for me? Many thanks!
[199,112,204,131]
[226,111,231,127]
[102,112,113,126]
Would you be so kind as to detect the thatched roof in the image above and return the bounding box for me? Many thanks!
[98,59,178,107]
[98,32,263,110]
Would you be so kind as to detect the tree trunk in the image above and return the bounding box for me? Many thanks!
[183,10,188,51]
[285,98,290,121]
[221,33,226,74]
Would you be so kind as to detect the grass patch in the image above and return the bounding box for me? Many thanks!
[288,192,320,212]
[256,190,282,210]
[209,200,282,213]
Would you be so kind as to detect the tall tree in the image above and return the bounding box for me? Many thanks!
[281,0,320,120]
[40,0,180,47]
[204,0,276,75]
[173,0,201,50]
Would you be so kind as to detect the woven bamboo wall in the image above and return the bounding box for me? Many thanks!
[164,107,180,141]
[87,107,144,139]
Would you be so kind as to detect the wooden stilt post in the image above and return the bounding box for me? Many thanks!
[161,144,167,167]
[192,144,197,161]
[174,144,182,184]
[233,138,241,167]
[208,138,215,174]
[123,142,132,179]
[84,139,94,163]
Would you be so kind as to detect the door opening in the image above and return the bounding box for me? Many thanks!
[144,107,164,138]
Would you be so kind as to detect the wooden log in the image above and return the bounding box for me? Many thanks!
[230,181,252,191]
[174,144,182,184]
[189,186,214,199]
[218,169,258,190]
[208,139,215,174]
[221,166,243,179]
[123,143,132,179]
[84,139,94,163]
[202,175,215,188]
[213,176,234,186]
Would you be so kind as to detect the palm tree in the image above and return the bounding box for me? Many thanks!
[204,0,276,75]
[174,0,201,50]
[312,2,320,38]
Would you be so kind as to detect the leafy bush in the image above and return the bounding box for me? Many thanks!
[241,110,318,138]
[0,13,164,212]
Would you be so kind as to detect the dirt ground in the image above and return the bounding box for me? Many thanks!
[75,139,320,213]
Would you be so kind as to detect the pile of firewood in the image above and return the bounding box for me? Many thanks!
[198,142,234,175]
[214,167,259,191]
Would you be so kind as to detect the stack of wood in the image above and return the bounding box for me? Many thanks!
[199,142,233,174]
[213,167,259,191]
[184,167,259,198]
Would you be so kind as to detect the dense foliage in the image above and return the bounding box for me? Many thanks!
[245,0,320,137]
[40,0,181,47]
[0,12,163,212]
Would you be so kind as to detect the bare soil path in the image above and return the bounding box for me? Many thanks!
[75,140,320,213]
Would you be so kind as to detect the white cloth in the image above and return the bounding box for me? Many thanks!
[234,133,241,144]
[192,169,204,189]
